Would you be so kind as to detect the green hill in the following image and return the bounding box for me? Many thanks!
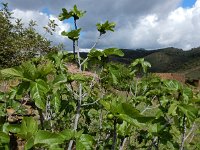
[80,47,200,79]
[109,47,200,79]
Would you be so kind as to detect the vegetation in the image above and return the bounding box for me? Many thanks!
[0,3,200,150]
[106,47,200,79]
[0,3,59,69]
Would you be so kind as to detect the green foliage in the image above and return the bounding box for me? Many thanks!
[30,79,49,110]
[34,130,65,147]
[88,48,124,58]
[0,2,200,150]
[61,28,81,41]
[70,5,86,20]
[59,5,85,59]
[59,5,86,21]
[130,58,151,74]
[0,50,200,149]
[58,8,71,21]
[87,48,124,67]
[0,132,9,143]
[110,47,200,79]
[0,3,59,69]
[96,21,116,35]
[76,134,95,150]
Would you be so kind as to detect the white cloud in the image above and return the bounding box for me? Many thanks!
[127,0,200,50]
[11,9,71,48]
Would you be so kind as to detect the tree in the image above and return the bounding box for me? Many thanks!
[0,3,58,69]
[59,5,86,59]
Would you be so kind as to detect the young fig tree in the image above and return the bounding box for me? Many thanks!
[59,5,86,59]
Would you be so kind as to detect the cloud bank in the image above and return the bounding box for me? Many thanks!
[4,0,200,50]
[130,1,200,50]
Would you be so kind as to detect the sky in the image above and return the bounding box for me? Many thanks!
[1,0,200,51]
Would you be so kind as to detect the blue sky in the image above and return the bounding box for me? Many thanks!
[41,7,74,27]
[182,0,196,7]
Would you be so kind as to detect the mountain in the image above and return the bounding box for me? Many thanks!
[80,47,200,79]
[113,47,200,79]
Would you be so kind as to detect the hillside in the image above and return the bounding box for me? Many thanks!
[97,47,200,79]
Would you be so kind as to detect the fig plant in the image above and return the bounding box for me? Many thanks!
[0,3,200,150]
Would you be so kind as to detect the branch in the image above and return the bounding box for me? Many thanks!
[147,137,158,150]
[189,132,195,143]
[134,79,138,97]
[119,138,127,150]
[68,43,83,150]
[141,96,158,114]
[81,98,100,107]
[74,18,77,30]
[38,108,44,130]
[129,86,134,96]
[80,57,88,66]
[157,97,171,123]
[81,72,98,98]
[91,33,101,50]
[184,122,195,141]
[147,117,173,150]
[44,99,51,120]
[68,83,82,150]
[180,114,186,150]
[66,84,79,98]
[100,133,111,149]
[73,40,76,60]
[111,119,117,150]
[80,34,102,66]
[141,105,159,114]
[95,109,103,149]
[99,109,103,130]
[141,105,150,114]
[76,45,81,70]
